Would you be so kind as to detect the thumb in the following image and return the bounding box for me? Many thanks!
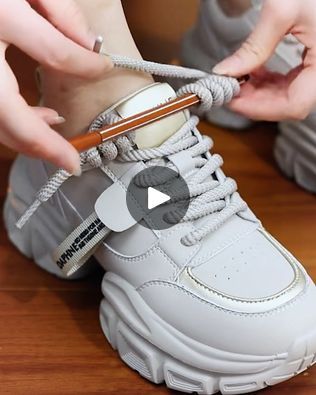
[213,1,294,77]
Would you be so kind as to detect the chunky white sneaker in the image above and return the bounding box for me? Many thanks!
[4,57,316,395]
[181,0,316,193]
[276,114,316,193]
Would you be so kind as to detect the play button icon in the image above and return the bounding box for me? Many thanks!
[148,187,170,210]
[126,166,190,231]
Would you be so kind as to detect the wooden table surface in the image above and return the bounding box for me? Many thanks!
[0,118,316,394]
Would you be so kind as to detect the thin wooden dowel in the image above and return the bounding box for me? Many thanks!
[70,38,248,153]
[69,75,248,153]
[70,93,200,153]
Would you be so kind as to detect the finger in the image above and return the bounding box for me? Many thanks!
[32,106,65,125]
[286,64,316,120]
[0,52,66,124]
[228,86,290,121]
[227,66,312,121]
[213,0,297,76]
[28,0,95,49]
[2,1,112,78]
[0,94,81,175]
[0,46,79,173]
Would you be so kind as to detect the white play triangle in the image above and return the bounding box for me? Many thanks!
[147,187,171,210]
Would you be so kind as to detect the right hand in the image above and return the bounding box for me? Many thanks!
[213,0,316,122]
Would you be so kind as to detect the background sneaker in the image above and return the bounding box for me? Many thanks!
[4,65,316,395]
[181,0,316,193]
[276,114,316,193]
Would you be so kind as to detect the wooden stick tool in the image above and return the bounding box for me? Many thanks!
[70,38,247,153]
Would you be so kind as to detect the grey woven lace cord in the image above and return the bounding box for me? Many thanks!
[109,54,208,79]
[16,55,240,229]
[109,54,240,112]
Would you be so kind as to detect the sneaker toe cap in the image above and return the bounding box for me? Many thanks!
[139,229,316,356]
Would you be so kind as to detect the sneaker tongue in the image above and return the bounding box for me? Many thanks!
[115,83,188,149]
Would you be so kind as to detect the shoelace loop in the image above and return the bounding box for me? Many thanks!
[116,115,247,245]
[16,55,246,246]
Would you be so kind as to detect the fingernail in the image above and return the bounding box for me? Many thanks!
[53,116,66,125]
[72,166,82,177]
[213,55,242,75]
[65,151,82,177]
[70,153,82,177]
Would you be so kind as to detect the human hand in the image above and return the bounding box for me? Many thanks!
[0,0,112,175]
[213,0,316,122]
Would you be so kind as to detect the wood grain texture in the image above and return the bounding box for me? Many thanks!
[1,2,316,393]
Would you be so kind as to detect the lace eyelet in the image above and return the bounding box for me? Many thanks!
[180,237,192,247]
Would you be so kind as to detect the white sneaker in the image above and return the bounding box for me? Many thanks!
[276,114,316,193]
[4,58,316,394]
[181,0,316,193]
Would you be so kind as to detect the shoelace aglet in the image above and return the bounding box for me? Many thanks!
[93,36,104,54]
[237,75,250,85]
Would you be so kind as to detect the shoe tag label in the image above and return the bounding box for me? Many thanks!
[54,162,148,277]
[53,212,110,277]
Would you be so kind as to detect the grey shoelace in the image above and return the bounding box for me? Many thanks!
[17,55,247,245]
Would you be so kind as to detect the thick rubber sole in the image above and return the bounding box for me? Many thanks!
[4,180,316,394]
[100,272,316,395]
[276,120,316,194]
